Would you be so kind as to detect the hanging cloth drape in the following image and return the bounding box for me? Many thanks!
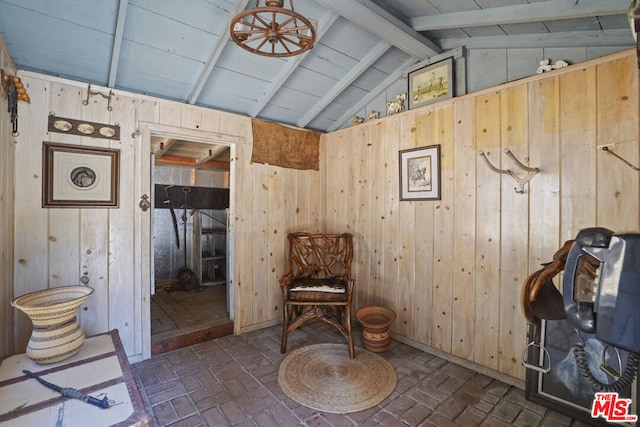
[251,119,321,170]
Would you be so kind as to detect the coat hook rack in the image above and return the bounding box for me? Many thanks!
[83,84,113,111]
[478,148,540,193]
[600,145,640,171]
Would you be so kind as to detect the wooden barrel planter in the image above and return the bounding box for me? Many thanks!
[356,306,396,352]
[11,285,94,364]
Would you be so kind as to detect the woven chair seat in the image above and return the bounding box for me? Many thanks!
[288,277,347,302]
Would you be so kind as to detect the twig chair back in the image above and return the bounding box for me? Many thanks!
[279,232,355,358]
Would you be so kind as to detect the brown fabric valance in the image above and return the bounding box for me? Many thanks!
[251,119,321,170]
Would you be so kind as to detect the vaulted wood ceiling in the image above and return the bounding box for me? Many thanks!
[0,0,636,135]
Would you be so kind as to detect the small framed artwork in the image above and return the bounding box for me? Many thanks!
[408,57,454,109]
[399,145,441,201]
[43,142,120,208]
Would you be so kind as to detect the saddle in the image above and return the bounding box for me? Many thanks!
[521,239,599,322]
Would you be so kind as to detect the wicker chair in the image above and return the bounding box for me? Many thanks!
[279,232,355,359]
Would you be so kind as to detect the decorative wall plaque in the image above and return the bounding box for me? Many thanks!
[48,115,120,140]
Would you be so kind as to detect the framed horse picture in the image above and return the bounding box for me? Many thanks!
[408,57,454,110]
[399,145,441,201]
[42,142,120,208]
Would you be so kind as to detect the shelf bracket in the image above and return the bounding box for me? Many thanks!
[478,148,540,194]
[600,145,640,171]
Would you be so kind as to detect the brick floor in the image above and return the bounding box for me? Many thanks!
[132,322,596,426]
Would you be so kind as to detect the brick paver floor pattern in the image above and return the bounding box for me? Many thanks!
[132,322,596,426]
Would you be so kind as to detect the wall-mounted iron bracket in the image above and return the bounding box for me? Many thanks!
[600,145,640,171]
[83,84,114,111]
[478,148,540,193]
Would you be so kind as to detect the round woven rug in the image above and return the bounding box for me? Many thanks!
[277,343,397,414]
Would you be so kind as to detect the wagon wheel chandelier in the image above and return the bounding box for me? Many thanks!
[229,0,316,57]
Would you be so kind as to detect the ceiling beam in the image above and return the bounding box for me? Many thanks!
[297,40,390,128]
[249,11,339,118]
[107,0,129,87]
[152,138,177,158]
[187,0,251,104]
[328,56,419,132]
[197,145,228,165]
[315,0,441,59]
[411,0,631,31]
[155,156,230,170]
[439,29,635,50]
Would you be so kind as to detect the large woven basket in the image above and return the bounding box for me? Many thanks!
[12,286,94,364]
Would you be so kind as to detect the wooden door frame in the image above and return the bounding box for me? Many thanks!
[136,122,241,361]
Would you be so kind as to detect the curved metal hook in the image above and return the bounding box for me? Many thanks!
[478,148,540,193]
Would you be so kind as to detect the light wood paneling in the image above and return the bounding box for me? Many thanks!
[0,37,16,357]
[451,97,476,361]
[596,55,639,231]
[321,50,639,382]
[412,110,436,345]
[431,105,454,354]
[473,90,502,371]
[13,77,51,352]
[498,85,529,378]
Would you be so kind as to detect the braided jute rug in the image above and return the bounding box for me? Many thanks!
[277,343,397,414]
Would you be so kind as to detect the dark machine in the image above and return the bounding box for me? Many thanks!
[521,227,640,423]
[563,228,640,355]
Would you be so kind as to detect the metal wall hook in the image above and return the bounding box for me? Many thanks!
[83,84,114,111]
[478,147,540,193]
[601,145,640,171]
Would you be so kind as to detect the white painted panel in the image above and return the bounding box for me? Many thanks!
[543,47,587,66]
[467,49,508,93]
[118,42,204,84]
[130,0,233,35]
[123,6,220,62]
[507,48,543,82]
[285,66,339,96]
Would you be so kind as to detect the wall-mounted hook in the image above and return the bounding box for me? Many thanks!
[600,145,640,171]
[478,148,540,193]
[83,84,114,111]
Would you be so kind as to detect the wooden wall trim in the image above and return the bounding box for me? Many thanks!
[330,48,637,137]
[392,334,525,390]
[0,39,16,358]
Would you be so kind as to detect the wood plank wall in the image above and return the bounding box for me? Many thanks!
[0,36,16,357]
[321,49,639,383]
[5,49,637,384]
[10,73,323,361]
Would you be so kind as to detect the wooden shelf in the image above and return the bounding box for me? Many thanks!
[202,228,226,235]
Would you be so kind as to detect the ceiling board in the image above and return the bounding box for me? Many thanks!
[0,0,634,133]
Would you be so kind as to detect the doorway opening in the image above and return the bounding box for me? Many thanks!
[149,135,234,354]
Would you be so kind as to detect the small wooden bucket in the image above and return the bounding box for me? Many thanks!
[356,306,396,352]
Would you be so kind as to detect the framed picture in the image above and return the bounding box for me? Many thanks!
[399,145,441,201]
[408,57,454,109]
[525,318,639,426]
[43,142,120,208]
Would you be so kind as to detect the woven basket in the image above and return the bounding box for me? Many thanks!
[356,306,396,352]
[12,286,94,364]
